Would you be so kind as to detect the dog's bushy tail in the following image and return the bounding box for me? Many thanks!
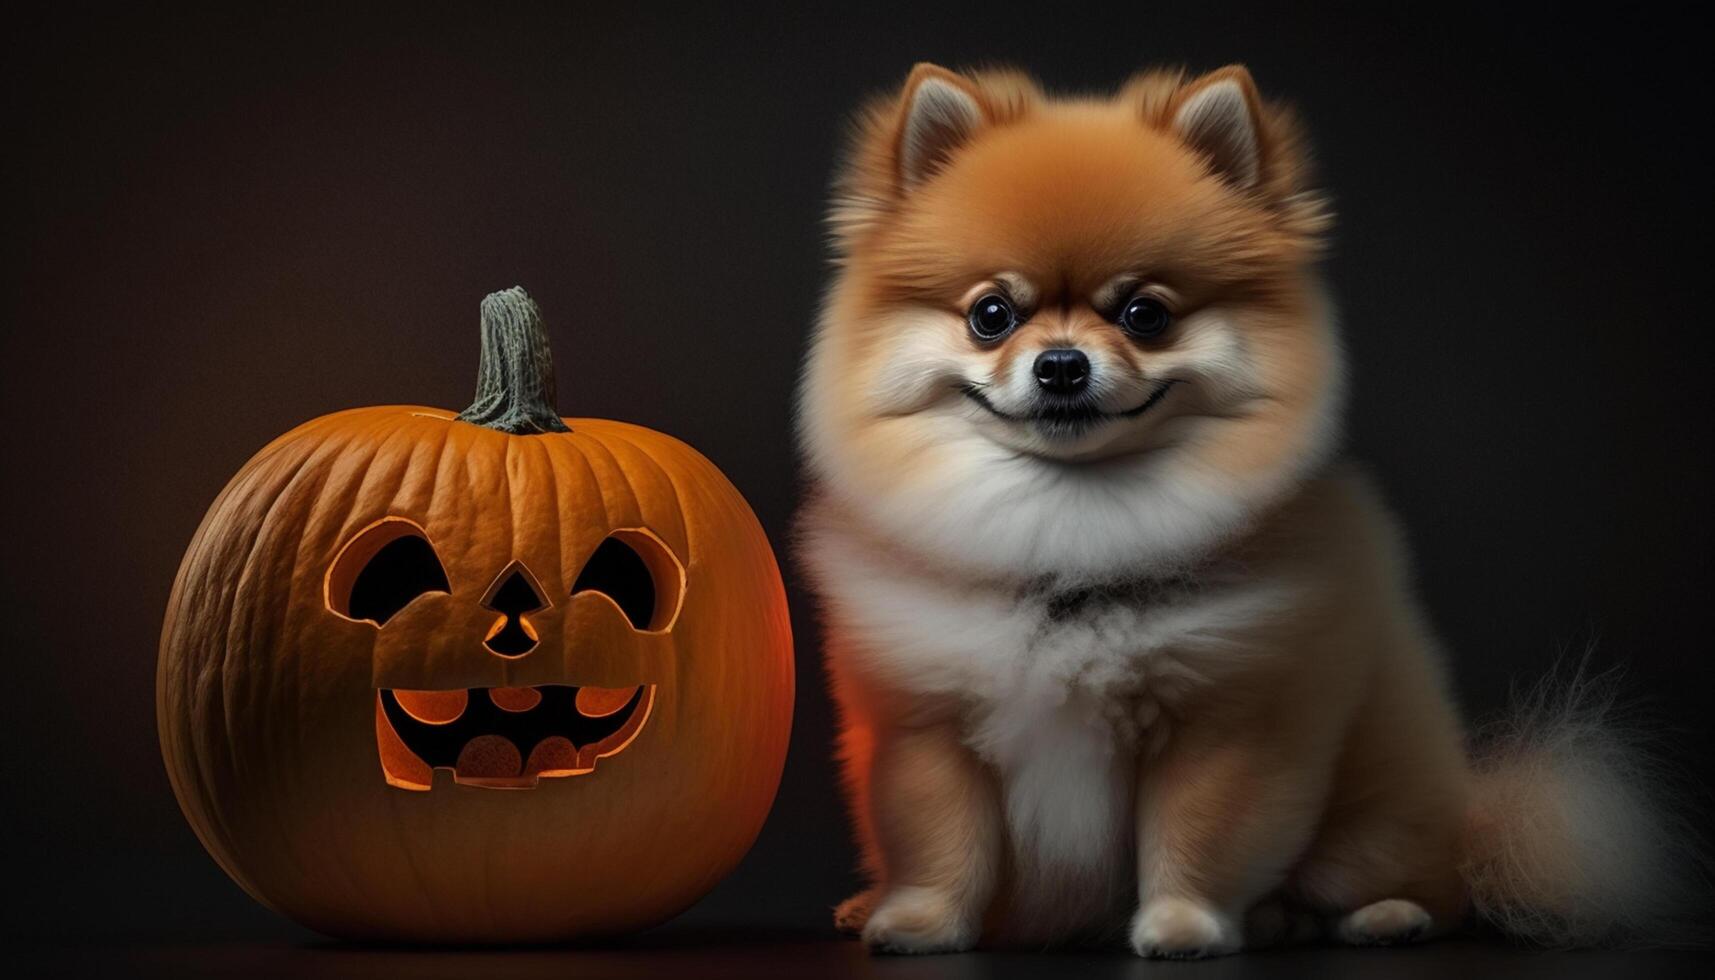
[1459,663,1710,947]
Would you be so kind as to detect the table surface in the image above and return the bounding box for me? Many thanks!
[21,926,1713,980]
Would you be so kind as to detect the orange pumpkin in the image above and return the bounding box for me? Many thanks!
[157,288,793,942]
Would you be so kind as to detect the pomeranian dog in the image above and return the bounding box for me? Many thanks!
[795,63,1703,957]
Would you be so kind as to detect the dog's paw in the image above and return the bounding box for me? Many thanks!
[1129,897,1242,959]
[1333,898,1433,946]
[833,887,880,935]
[861,886,978,955]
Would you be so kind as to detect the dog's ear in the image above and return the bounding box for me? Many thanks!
[894,63,988,189]
[1171,66,1265,190]
[827,65,1036,253]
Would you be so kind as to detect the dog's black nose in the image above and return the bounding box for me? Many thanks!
[1034,348,1090,395]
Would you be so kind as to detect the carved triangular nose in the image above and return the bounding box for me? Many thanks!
[482,563,547,658]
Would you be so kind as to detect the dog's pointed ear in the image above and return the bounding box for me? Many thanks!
[894,63,988,189]
[1172,66,1265,190]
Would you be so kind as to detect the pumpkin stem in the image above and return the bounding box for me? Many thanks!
[456,287,571,435]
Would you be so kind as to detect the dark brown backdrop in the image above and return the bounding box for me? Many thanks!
[4,0,1711,950]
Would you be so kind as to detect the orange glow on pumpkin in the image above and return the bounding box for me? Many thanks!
[394,689,468,723]
[489,686,541,712]
[157,287,793,943]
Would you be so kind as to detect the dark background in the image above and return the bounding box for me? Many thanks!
[4,2,1710,976]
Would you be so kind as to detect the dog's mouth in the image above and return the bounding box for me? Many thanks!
[961,380,1178,436]
[376,684,655,790]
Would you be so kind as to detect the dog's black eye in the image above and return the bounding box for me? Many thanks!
[967,293,1017,342]
[1119,296,1172,339]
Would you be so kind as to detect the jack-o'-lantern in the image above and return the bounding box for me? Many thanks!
[158,288,793,942]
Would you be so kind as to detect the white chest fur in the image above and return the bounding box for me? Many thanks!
[803,505,1302,933]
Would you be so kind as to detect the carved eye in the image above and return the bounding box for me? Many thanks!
[571,529,684,632]
[327,519,451,626]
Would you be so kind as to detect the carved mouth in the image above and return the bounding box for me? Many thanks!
[375,684,655,790]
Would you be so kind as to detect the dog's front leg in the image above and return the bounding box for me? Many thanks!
[1129,705,1332,959]
[860,720,1001,954]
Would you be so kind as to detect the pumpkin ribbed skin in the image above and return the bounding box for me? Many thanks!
[158,406,792,942]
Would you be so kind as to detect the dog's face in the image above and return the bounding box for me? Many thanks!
[800,65,1342,578]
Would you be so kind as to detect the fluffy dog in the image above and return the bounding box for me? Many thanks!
[795,62,1702,956]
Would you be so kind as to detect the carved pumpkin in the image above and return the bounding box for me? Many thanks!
[158,288,793,942]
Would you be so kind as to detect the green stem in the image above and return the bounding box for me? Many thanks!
[456,287,571,435]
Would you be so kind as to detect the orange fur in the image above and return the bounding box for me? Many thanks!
[798,63,1705,957]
